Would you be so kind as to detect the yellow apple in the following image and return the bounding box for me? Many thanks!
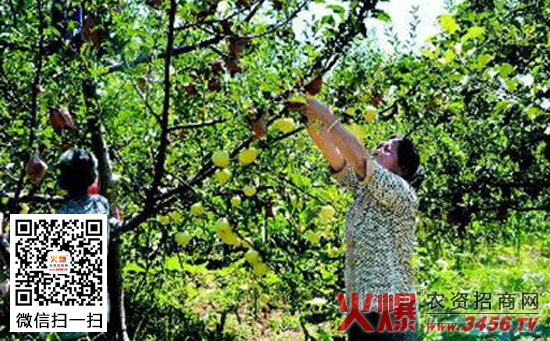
[159,215,169,226]
[175,231,192,246]
[273,118,295,134]
[238,148,258,165]
[345,123,367,140]
[212,150,230,168]
[231,195,241,207]
[215,169,231,185]
[215,217,231,234]
[190,202,205,216]
[245,249,260,265]
[364,105,377,122]
[319,205,335,223]
[253,262,270,276]
[170,211,183,221]
[220,231,240,246]
[243,185,257,197]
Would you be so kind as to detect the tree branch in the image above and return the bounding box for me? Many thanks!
[149,0,177,200]
[167,118,228,132]
[106,37,223,74]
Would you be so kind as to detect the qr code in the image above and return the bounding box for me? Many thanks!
[10,214,107,333]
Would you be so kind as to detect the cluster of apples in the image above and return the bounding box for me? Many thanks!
[210,148,260,192]
[180,17,253,98]
[244,249,271,276]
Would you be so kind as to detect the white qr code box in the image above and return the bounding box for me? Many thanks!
[10,214,108,333]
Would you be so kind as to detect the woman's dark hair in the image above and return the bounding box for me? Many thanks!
[57,148,98,195]
[392,135,424,189]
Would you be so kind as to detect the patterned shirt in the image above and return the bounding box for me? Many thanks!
[332,157,419,313]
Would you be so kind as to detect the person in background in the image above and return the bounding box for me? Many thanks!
[40,148,115,341]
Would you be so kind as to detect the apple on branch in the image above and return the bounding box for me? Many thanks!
[239,148,258,166]
[212,150,230,168]
[50,108,74,131]
[190,202,205,216]
[175,231,192,246]
[273,118,295,134]
[184,83,197,96]
[26,155,48,185]
[231,195,241,207]
[215,169,231,185]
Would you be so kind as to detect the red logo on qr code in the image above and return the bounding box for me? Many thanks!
[10,214,108,333]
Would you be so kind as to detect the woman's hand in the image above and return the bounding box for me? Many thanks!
[300,98,336,124]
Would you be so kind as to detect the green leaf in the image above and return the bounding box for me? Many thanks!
[421,48,437,59]
[499,63,514,78]
[462,26,485,42]
[439,14,459,34]
[123,262,145,273]
[321,14,336,26]
[374,10,391,23]
[506,79,518,92]
[494,100,511,113]
[475,54,493,69]
[443,49,457,64]
[525,105,541,120]
[327,4,345,16]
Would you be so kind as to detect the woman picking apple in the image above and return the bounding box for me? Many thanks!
[299,98,423,341]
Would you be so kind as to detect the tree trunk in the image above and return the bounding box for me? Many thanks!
[83,78,130,341]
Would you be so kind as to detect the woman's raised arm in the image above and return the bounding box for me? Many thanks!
[302,98,369,179]
[305,119,346,172]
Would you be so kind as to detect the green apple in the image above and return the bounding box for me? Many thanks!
[19,203,29,214]
[231,195,241,207]
[305,230,321,245]
[273,118,295,134]
[212,150,230,168]
[319,205,335,223]
[170,211,183,221]
[245,249,260,265]
[243,185,257,197]
[253,262,270,276]
[175,231,192,246]
[215,217,231,234]
[238,148,258,165]
[215,169,231,185]
[159,215,169,226]
[259,294,270,305]
[190,202,205,216]
[364,105,377,122]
